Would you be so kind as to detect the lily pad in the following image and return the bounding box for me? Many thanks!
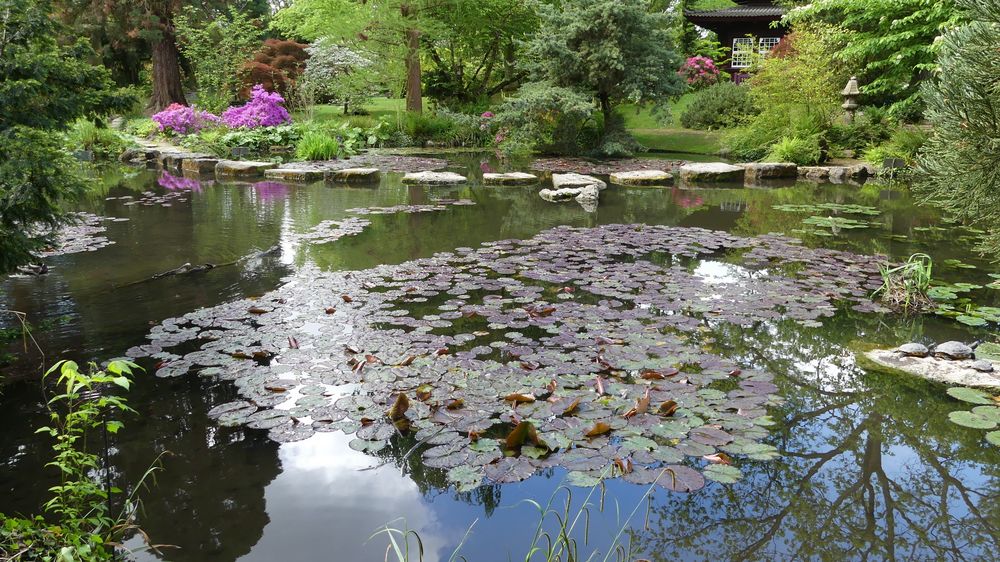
[948,410,998,429]
[946,387,995,405]
[447,465,484,493]
[703,464,743,484]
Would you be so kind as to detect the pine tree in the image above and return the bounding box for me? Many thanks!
[916,0,1000,255]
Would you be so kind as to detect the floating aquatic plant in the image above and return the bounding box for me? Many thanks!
[944,387,1000,445]
[128,224,889,492]
[773,203,880,216]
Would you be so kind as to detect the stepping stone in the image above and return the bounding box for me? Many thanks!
[679,163,745,184]
[798,166,830,181]
[482,172,538,186]
[609,170,672,186]
[552,172,606,190]
[265,167,326,182]
[743,163,797,181]
[182,158,220,176]
[216,160,278,178]
[328,168,381,183]
[401,171,467,185]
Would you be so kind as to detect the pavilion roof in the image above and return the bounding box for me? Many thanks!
[684,2,785,25]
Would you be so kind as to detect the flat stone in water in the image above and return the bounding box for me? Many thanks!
[866,349,1000,390]
[743,162,798,181]
[401,171,467,185]
[679,163,745,184]
[609,170,673,186]
[552,173,607,191]
[482,172,538,186]
[216,160,279,178]
[328,168,381,183]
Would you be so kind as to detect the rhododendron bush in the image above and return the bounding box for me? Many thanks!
[678,56,721,89]
[152,104,221,135]
[221,85,292,128]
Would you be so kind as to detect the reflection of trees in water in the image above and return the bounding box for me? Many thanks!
[112,377,281,561]
[630,315,1000,560]
[372,432,504,516]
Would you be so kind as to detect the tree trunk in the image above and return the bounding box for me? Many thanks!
[149,30,187,112]
[404,28,423,113]
[401,5,422,113]
[599,93,614,135]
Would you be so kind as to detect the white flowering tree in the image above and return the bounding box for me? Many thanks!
[299,39,377,115]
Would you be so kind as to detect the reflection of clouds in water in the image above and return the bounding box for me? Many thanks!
[238,433,451,562]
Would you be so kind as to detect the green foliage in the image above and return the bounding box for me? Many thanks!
[679,82,757,130]
[785,0,963,118]
[65,120,133,160]
[915,0,1000,258]
[218,124,300,155]
[724,27,844,162]
[0,360,155,561]
[175,6,263,113]
[521,0,685,136]
[873,253,934,311]
[295,131,340,160]
[0,0,133,273]
[123,117,159,138]
[493,84,597,155]
[863,127,929,168]
[765,135,823,165]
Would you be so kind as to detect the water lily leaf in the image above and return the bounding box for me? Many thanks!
[623,436,657,452]
[469,438,500,453]
[948,410,998,429]
[506,421,540,449]
[987,431,1000,446]
[505,392,536,404]
[485,457,536,483]
[584,422,612,438]
[657,465,705,493]
[689,426,734,446]
[957,315,988,327]
[946,387,995,405]
[561,397,583,416]
[349,438,387,453]
[724,441,780,461]
[566,471,603,487]
[652,447,684,463]
[752,415,777,427]
[389,393,410,421]
[972,406,1000,423]
[703,464,743,484]
[657,400,678,417]
[447,465,484,493]
[521,445,548,459]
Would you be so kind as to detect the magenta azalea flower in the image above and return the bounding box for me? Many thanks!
[152,104,220,136]
[221,85,292,129]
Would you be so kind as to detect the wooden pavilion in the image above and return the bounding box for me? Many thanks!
[684,1,788,76]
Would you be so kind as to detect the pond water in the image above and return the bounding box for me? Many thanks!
[1,154,998,561]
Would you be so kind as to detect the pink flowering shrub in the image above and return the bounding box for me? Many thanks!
[678,56,721,89]
[152,104,221,135]
[221,85,292,129]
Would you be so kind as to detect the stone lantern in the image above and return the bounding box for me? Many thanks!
[842,76,861,123]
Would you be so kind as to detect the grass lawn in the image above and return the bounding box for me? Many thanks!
[619,94,723,156]
[302,94,723,156]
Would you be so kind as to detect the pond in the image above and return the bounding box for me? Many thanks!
[1,153,998,561]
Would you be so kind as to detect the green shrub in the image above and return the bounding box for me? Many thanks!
[123,118,159,139]
[680,82,757,130]
[295,131,340,160]
[863,127,929,167]
[405,113,456,145]
[65,119,132,160]
[826,107,894,155]
[765,135,823,165]
[493,84,596,155]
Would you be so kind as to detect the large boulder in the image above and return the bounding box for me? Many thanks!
[483,172,538,186]
[609,170,672,186]
[539,187,582,202]
[798,166,831,181]
[679,162,745,184]
[401,171,467,185]
[182,158,221,177]
[744,162,798,182]
[552,173,607,191]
